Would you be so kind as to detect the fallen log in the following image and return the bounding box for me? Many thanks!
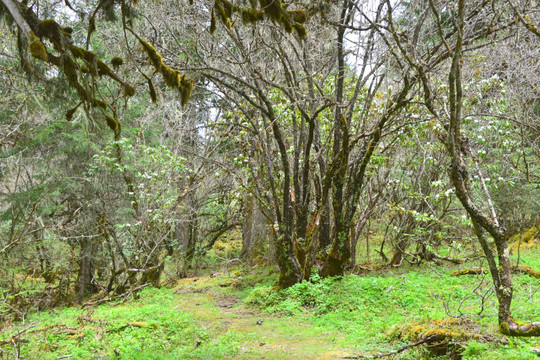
[451,265,540,279]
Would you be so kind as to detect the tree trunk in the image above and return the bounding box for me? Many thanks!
[241,196,273,263]
[182,212,198,275]
[77,238,96,303]
[275,233,303,288]
[240,196,254,261]
[444,0,540,336]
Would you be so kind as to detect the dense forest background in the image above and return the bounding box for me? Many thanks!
[1,0,539,358]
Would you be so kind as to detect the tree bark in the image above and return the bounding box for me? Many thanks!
[445,0,540,336]
[1,0,32,39]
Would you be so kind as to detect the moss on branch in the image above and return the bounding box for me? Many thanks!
[452,265,540,279]
[136,37,193,106]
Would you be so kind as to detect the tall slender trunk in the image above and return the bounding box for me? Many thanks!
[446,0,540,336]
[77,238,95,303]
[322,0,354,277]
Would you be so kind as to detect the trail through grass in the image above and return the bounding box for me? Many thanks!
[2,249,540,359]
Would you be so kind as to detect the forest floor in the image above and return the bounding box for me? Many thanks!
[2,248,540,359]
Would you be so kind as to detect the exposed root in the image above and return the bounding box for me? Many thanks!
[501,317,540,337]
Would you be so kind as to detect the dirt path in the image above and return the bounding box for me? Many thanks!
[174,277,353,359]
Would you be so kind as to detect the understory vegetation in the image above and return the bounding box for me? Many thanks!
[2,245,540,359]
[1,0,540,358]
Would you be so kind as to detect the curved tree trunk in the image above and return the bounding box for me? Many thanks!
[445,0,540,336]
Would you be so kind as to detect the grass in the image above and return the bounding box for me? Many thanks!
[1,248,539,359]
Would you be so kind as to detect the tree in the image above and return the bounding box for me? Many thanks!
[172,0,422,287]
[379,0,540,336]
[2,0,540,337]
[444,0,540,336]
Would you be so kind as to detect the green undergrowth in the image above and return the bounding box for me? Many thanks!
[1,287,240,359]
[244,249,540,359]
[1,249,539,359]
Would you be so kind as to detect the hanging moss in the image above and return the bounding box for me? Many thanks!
[214,1,233,28]
[39,19,64,48]
[123,85,136,97]
[65,106,78,121]
[136,36,193,106]
[259,0,283,22]
[29,40,48,61]
[280,17,293,33]
[220,0,234,19]
[288,10,306,23]
[102,0,116,21]
[89,17,96,36]
[105,115,120,135]
[293,23,307,39]
[97,60,110,76]
[39,19,60,35]
[142,73,157,103]
[241,8,264,24]
[111,56,124,67]
[70,46,100,68]
[180,75,194,106]
[63,56,80,84]
[83,49,97,63]
[164,68,181,89]
[138,38,162,71]
[210,8,217,33]
[148,79,157,102]
[69,45,85,59]
[93,98,107,109]
[29,18,135,113]
[211,0,307,39]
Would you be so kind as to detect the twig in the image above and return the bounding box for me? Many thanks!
[0,322,36,345]
[82,283,150,308]
[341,335,437,359]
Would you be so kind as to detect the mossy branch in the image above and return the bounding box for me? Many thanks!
[210,0,308,39]
[128,29,193,106]
[501,317,540,336]
[17,11,135,135]
[452,265,540,279]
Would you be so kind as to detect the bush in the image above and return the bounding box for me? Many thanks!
[246,271,334,315]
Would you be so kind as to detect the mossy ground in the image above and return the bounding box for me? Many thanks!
[1,248,539,359]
